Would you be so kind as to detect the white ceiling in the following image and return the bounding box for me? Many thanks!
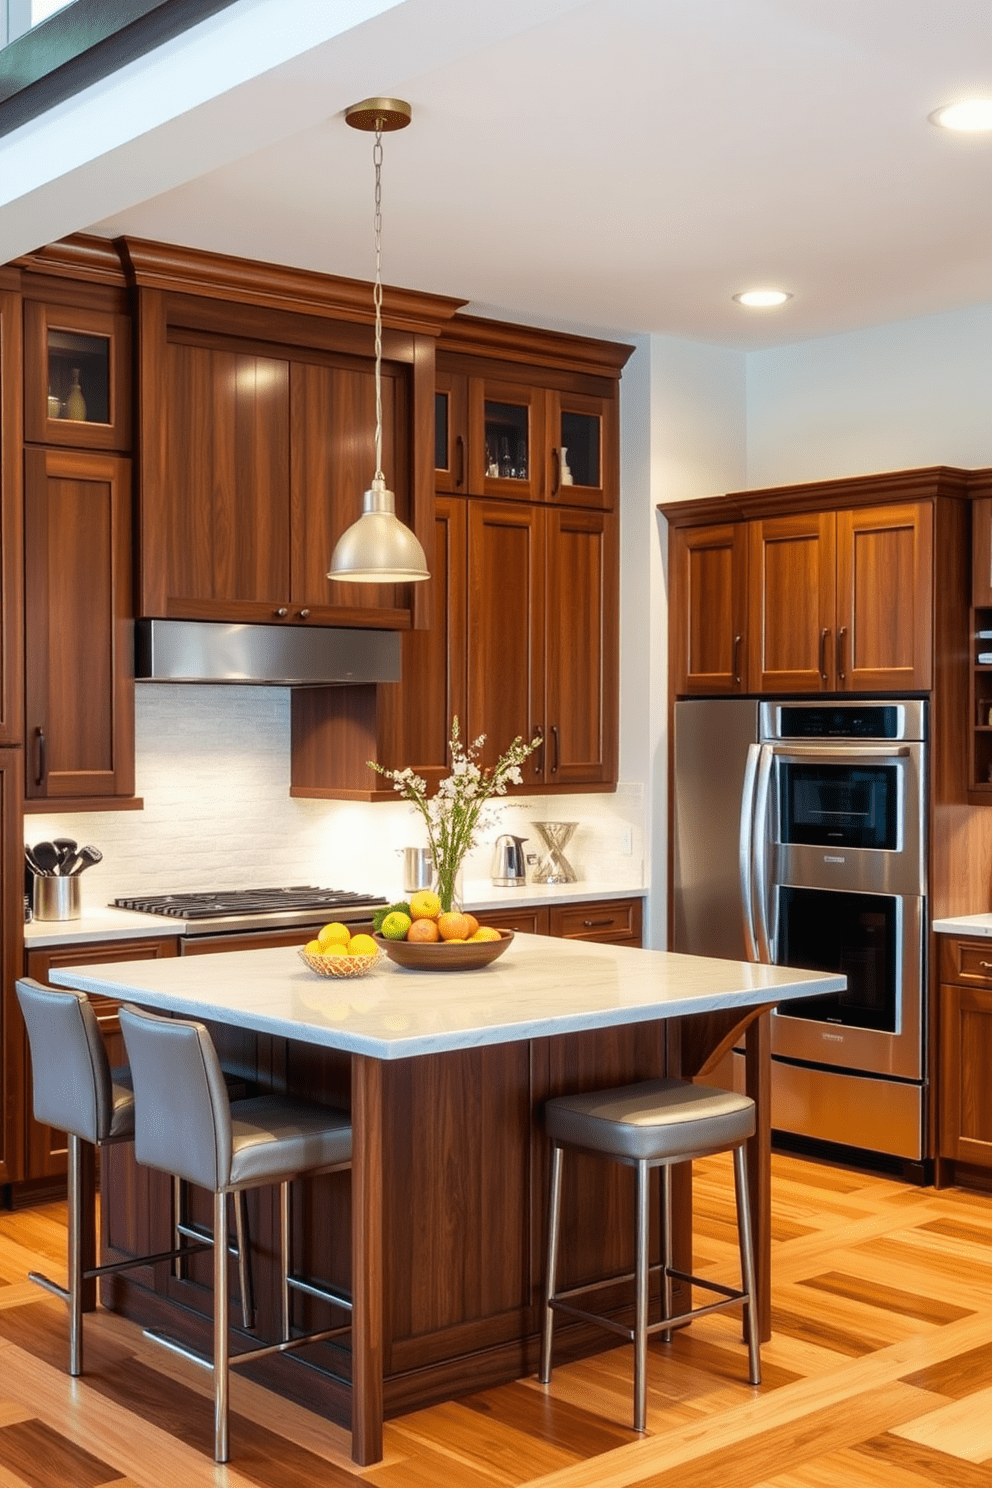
[12,0,992,349]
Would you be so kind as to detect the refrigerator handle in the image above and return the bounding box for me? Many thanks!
[739,743,761,961]
[752,743,775,964]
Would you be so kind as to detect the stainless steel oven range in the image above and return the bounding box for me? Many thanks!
[673,697,927,1163]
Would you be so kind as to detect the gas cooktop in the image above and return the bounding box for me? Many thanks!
[113,886,387,934]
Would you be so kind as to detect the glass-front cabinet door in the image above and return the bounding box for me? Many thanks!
[468,377,544,501]
[547,389,614,509]
[24,300,131,451]
[434,368,467,493]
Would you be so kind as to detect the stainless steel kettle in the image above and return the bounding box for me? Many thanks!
[491,834,527,887]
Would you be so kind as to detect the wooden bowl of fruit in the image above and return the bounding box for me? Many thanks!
[372,895,514,972]
[298,923,383,978]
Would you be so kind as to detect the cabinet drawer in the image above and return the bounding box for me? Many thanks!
[549,898,642,945]
[474,908,548,936]
[939,936,992,988]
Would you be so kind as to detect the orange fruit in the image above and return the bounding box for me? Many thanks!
[471,926,501,942]
[407,917,440,943]
[437,911,471,941]
[462,913,479,938]
[409,889,441,921]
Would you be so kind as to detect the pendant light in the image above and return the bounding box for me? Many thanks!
[328,97,429,584]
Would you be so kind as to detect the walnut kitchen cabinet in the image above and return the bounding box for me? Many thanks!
[0,748,25,1186]
[669,498,933,696]
[291,494,619,796]
[24,447,135,807]
[23,295,131,453]
[474,897,642,946]
[0,287,23,744]
[19,936,179,1184]
[668,522,748,696]
[938,935,992,1179]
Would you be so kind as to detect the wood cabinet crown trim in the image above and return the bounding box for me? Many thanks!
[118,236,467,336]
[13,233,129,286]
[659,465,976,528]
[439,313,634,379]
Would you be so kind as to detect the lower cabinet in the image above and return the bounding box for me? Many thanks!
[0,748,24,1186]
[476,896,642,947]
[938,936,992,1176]
[20,936,178,1183]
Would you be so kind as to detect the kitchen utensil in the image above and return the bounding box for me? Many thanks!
[373,929,513,971]
[490,834,528,887]
[69,845,103,875]
[402,847,433,894]
[53,837,79,875]
[30,840,61,876]
[531,822,578,884]
[24,844,48,877]
[33,874,81,920]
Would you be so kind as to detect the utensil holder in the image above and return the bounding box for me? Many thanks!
[403,847,434,894]
[33,876,81,921]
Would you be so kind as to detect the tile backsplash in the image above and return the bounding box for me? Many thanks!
[26,686,646,910]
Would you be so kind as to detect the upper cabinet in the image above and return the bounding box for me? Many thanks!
[0,287,24,744]
[668,484,935,697]
[434,316,627,511]
[24,297,131,452]
[123,240,465,632]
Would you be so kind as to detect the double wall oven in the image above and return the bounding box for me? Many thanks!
[674,698,927,1163]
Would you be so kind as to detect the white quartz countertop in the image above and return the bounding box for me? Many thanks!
[24,882,645,949]
[932,913,992,937]
[51,935,843,1061]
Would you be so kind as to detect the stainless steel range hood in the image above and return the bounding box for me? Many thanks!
[134,619,401,686]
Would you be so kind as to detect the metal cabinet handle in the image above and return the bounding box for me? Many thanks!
[837,626,847,681]
[551,449,560,497]
[551,724,560,774]
[298,608,310,620]
[733,633,743,685]
[979,961,992,970]
[35,726,46,787]
[582,917,614,928]
[275,606,288,618]
[455,434,465,488]
[819,628,829,681]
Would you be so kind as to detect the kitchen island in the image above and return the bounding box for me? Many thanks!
[52,934,844,1465]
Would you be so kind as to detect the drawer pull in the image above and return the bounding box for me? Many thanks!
[583,917,614,928]
[979,961,992,970]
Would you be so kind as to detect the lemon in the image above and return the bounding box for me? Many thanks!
[381,911,412,941]
[318,922,351,950]
[348,933,378,957]
[471,926,501,942]
[304,939,322,954]
[409,889,441,922]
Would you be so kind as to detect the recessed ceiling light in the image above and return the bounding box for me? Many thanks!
[732,289,792,309]
[929,99,992,132]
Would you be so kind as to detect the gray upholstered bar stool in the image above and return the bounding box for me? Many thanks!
[118,1002,353,1464]
[539,1077,760,1432]
[14,978,244,1376]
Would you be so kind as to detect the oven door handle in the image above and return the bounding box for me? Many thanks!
[739,743,761,961]
[752,743,776,964]
[764,743,911,764]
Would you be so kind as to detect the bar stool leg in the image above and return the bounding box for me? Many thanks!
[233,1192,254,1330]
[67,1133,84,1377]
[213,1189,230,1463]
[280,1180,292,1343]
[538,1143,564,1385]
[634,1158,650,1432]
[733,1144,761,1386]
[659,1161,673,1344]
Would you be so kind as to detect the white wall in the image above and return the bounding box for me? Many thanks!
[640,335,747,947]
[747,302,992,487]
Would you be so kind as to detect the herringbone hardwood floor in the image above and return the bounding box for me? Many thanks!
[1,1152,991,1486]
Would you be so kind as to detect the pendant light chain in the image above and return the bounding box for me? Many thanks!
[372,125,384,483]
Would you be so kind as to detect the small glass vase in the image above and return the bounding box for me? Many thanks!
[431,863,464,914]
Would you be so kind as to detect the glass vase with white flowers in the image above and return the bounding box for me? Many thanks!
[370,719,541,912]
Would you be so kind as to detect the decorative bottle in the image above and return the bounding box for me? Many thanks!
[65,368,87,422]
